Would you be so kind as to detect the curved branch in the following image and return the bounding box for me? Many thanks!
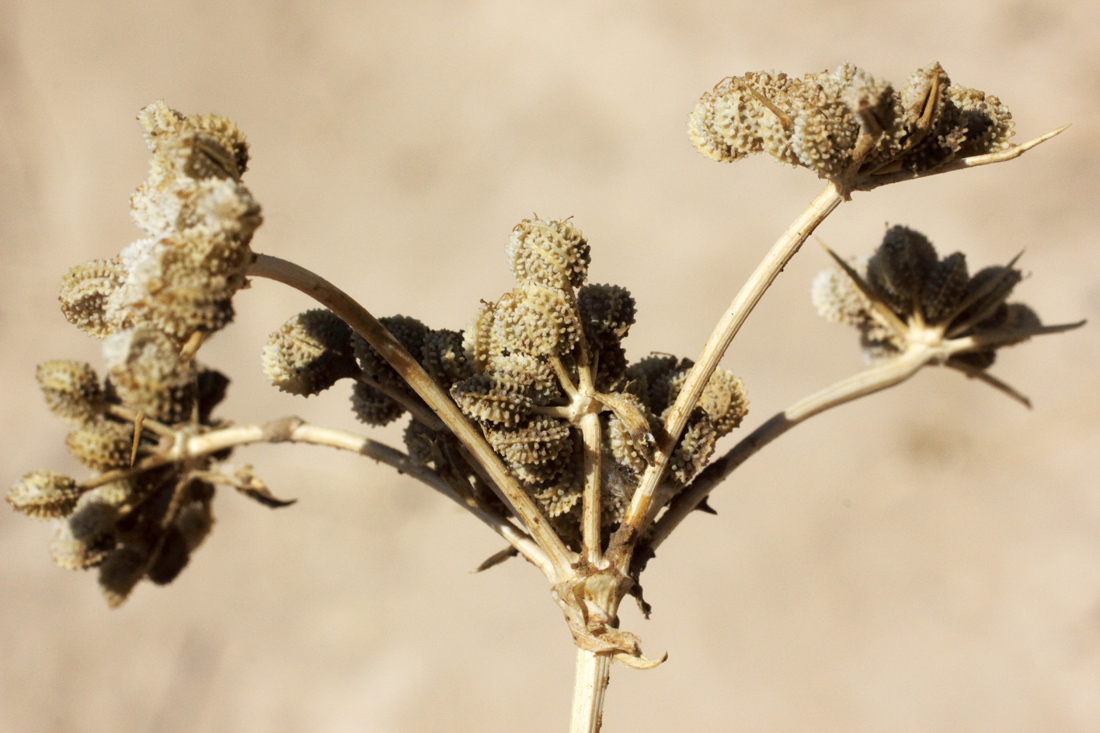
[186,418,553,574]
[248,253,576,577]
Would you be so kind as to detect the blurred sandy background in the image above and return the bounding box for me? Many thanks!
[1,1,1098,731]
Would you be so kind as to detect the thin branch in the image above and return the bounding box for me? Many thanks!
[181,418,553,574]
[859,126,1069,189]
[607,182,845,569]
[647,343,936,553]
[248,253,576,576]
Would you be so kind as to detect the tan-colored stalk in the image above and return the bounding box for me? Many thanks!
[248,253,576,576]
[571,649,612,733]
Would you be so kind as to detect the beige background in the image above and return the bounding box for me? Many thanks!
[2,1,1098,731]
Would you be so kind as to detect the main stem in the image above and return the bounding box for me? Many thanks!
[571,650,612,733]
[608,182,845,569]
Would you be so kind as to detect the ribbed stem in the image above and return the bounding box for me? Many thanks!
[571,649,612,733]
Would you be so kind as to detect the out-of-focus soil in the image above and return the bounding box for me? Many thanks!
[2,2,1098,731]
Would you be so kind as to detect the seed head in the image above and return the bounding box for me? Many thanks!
[7,471,83,519]
[262,309,359,396]
[36,360,105,425]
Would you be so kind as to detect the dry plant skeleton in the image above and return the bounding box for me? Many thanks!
[7,62,1083,731]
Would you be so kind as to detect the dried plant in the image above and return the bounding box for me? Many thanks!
[6,63,1083,731]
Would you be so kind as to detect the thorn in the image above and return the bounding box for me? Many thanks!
[695,497,718,515]
[129,411,146,466]
[948,364,1032,408]
[471,546,519,573]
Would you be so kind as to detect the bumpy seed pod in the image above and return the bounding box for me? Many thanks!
[509,448,572,485]
[462,302,496,373]
[506,218,590,290]
[669,409,717,486]
[517,284,581,357]
[7,471,83,519]
[945,84,1014,157]
[624,355,684,415]
[98,545,147,608]
[195,366,230,424]
[593,341,628,392]
[811,261,874,328]
[350,382,406,426]
[866,226,939,313]
[600,458,641,526]
[59,258,128,338]
[691,63,1017,187]
[696,369,749,437]
[578,283,636,346]
[534,478,583,518]
[262,309,358,396]
[103,326,196,424]
[403,420,438,465]
[607,401,656,476]
[88,481,136,507]
[953,265,1022,329]
[68,495,120,542]
[66,419,134,472]
[176,501,215,551]
[421,329,474,391]
[920,252,969,325]
[485,416,572,465]
[689,71,796,164]
[811,226,1062,374]
[485,352,561,405]
[532,439,584,517]
[36,360,105,424]
[146,528,190,585]
[49,520,116,570]
[352,315,431,382]
[451,375,534,427]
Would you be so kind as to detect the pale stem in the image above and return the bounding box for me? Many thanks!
[860,126,1068,190]
[248,253,576,576]
[608,182,845,568]
[570,649,612,733]
[185,419,553,575]
[574,337,606,566]
[648,343,935,551]
[579,410,604,566]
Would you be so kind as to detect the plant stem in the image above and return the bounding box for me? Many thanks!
[248,253,576,576]
[184,418,553,574]
[570,649,612,733]
[608,181,845,569]
[647,343,935,552]
[858,125,1068,190]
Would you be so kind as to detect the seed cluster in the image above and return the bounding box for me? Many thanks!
[8,360,228,607]
[8,102,266,607]
[689,63,1014,188]
[448,218,749,540]
[812,225,1045,369]
[258,217,750,547]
